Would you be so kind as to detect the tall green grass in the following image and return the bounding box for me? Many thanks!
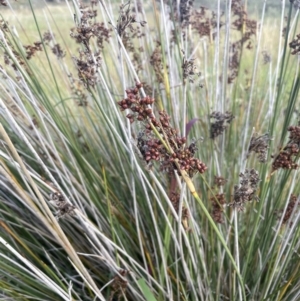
[0,0,300,300]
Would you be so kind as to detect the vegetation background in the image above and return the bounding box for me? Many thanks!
[0,0,300,300]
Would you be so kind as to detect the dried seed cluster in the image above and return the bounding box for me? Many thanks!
[114,2,146,75]
[210,175,227,223]
[228,169,260,211]
[170,192,190,229]
[0,19,8,31]
[28,115,39,130]
[122,29,145,74]
[272,125,300,171]
[24,42,43,60]
[1,20,27,71]
[214,175,227,187]
[289,34,300,55]
[247,132,272,163]
[115,1,146,37]
[73,50,101,88]
[70,4,111,49]
[190,6,224,40]
[291,0,300,9]
[178,0,194,27]
[118,83,207,177]
[182,51,201,83]
[210,193,226,224]
[49,192,76,219]
[150,41,166,84]
[275,194,300,227]
[109,269,129,301]
[43,31,66,59]
[51,44,66,59]
[118,84,155,121]
[227,0,257,83]
[68,73,88,107]
[70,3,111,88]
[23,32,66,60]
[111,2,146,74]
[210,111,234,139]
[272,146,299,170]
[262,50,271,64]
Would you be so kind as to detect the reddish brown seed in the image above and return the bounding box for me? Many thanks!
[132,105,140,112]
[145,108,152,115]
[136,82,143,89]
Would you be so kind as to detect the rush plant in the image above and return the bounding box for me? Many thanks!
[0,0,300,300]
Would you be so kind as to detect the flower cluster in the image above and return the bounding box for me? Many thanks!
[226,0,257,82]
[112,1,146,74]
[42,31,65,59]
[22,32,66,61]
[228,169,260,211]
[210,111,234,139]
[289,34,300,55]
[272,145,299,171]
[51,44,65,59]
[70,3,111,88]
[190,6,224,40]
[70,4,111,50]
[48,192,76,219]
[118,84,155,122]
[3,37,25,71]
[247,132,272,163]
[72,50,101,88]
[178,0,194,27]
[288,125,300,143]
[118,83,207,177]
[272,125,300,171]
[23,42,43,60]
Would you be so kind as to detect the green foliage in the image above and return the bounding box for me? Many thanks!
[0,0,300,300]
